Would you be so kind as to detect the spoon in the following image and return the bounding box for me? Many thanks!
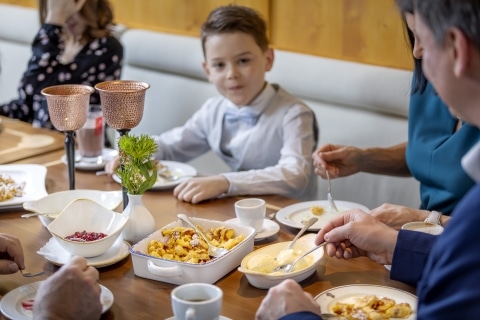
[272,242,327,273]
[20,269,46,277]
[21,212,57,218]
[326,170,339,213]
[177,214,229,258]
[287,217,318,250]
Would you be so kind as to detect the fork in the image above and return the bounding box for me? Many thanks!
[20,269,46,277]
[325,170,339,213]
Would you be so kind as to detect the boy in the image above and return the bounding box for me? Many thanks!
[107,5,317,204]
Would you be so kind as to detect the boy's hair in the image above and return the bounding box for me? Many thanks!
[200,5,269,56]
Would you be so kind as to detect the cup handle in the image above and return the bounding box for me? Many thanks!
[186,308,195,320]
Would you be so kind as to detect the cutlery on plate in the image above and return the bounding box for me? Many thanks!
[325,170,339,213]
[177,214,229,258]
[273,242,327,273]
[267,211,276,220]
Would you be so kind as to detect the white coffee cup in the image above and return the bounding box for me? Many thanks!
[401,221,444,235]
[171,283,223,320]
[76,104,104,162]
[234,198,266,233]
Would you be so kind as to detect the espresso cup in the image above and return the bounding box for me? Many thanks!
[234,198,266,233]
[76,104,104,162]
[401,221,444,235]
[171,283,223,320]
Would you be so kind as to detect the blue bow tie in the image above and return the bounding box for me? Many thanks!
[224,108,258,127]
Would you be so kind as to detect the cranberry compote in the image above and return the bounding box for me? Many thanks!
[65,230,107,242]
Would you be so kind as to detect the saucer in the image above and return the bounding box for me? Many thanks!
[225,218,280,241]
[61,148,118,171]
[37,236,130,268]
[165,316,231,320]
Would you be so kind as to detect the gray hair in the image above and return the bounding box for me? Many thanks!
[404,0,480,49]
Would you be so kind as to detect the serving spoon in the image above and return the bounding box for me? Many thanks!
[177,214,229,258]
[273,242,327,273]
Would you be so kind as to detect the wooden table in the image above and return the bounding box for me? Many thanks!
[0,116,64,164]
[0,153,416,319]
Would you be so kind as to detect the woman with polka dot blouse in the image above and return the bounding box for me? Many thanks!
[0,0,123,129]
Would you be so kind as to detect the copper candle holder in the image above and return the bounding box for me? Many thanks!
[41,85,94,190]
[95,80,150,207]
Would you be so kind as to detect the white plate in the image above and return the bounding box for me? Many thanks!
[37,236,130,268]
[0,164,47,211]
[225,218,280,241]
[0,281,113,320]
[276,200,369,231]
[61,148,118,171]
[165,316,231,320]
[315,284,417,319]
[112,161,197,190]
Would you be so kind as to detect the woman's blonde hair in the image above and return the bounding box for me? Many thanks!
[38,0,115,42]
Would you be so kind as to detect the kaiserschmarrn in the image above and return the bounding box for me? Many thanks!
[331,294,413,320]
[147,226,245,263]
[0,174,25,202]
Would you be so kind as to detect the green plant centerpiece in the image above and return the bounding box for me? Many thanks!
[116,134,158,195]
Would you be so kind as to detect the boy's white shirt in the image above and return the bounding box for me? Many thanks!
[153,83,317,200]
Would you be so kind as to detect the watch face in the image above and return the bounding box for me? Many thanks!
[401,222,444,235]
[425,211,442,225]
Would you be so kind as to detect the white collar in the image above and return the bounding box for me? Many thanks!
[462,141,480,183]
[226,83,275,116]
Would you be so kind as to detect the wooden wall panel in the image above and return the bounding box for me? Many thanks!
[0,0,412,70]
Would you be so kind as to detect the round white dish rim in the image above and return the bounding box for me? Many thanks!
[112,160,197,190]
[37,237,130,268]
[276,200,369,231]
[61,148,118,170]
[0,281,113,320]
[314,284,417,320]
[225,218,279,240]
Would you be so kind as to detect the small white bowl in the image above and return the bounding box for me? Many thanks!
[47,199,128,258]
[23,190,122,227]
[238,233,325,289]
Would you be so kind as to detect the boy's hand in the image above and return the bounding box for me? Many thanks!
[173,176,229,204]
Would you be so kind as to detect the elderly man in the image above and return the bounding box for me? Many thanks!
[255,0,480,319]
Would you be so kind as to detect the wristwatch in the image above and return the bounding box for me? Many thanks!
[425,211,443,225]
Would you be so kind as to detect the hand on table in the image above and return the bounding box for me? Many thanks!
[315,209,398,265]
[0,233,25,274]
[255,279,321,320]
[312,144,363,179]
[173,175,229,204]
[33,256,102,320]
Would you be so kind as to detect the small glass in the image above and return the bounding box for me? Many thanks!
[76,105,104,163]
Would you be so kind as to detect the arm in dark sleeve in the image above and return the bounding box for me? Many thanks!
[390,230,437,286]
[281,311,323,320]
